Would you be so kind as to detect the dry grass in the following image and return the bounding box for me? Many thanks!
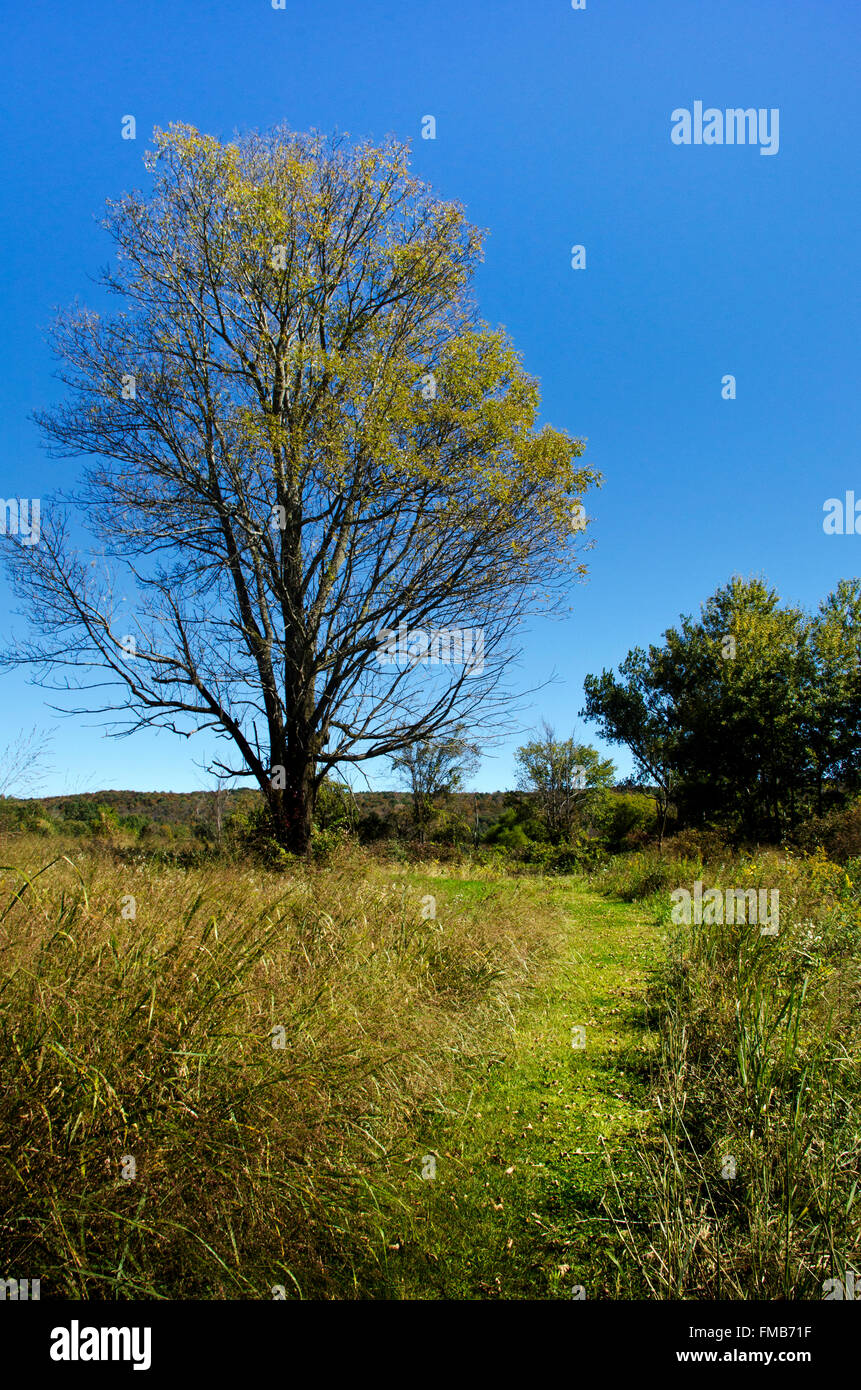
[0,835,560,1299]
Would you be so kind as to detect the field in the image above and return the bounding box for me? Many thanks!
[2,830,859,1300]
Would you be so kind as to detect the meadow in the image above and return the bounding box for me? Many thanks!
[2,823,859,1300]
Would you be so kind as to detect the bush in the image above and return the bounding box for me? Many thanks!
[664,827,731,864]
[483,806,546,850]
[83,805,121,840]
[0,800,51,834]
[488,821,530,853]
[314,778,357,834]
[795,796,861,863]
[225,802,292,867]
[593,791,658,851]
[309,825,357,865]
[62,818,91,838]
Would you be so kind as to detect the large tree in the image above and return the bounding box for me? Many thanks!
[2,124,597,852]
[808,578,861,810]
[653,578,814,838]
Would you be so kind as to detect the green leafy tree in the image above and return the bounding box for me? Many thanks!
[483,808,532,852]
[654,578,814,839]
[314,776,357,833]
[514,722,615,842]
[585,575,861,843]
[808,578,861,808]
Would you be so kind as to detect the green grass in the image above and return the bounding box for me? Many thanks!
[362,875,661,1299]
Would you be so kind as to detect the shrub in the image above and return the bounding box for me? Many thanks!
[62,818,91,838]
[309,825,357,865]
[489,821,530,853]
[795,796,861,863]
[483,806,546,850]
[0,799,50,834]
[664,827,731,864]
[592,790,657,851]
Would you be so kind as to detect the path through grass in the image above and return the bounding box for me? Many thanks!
[371,875,661,1299]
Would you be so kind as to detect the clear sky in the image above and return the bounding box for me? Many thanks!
[1,0,859,796]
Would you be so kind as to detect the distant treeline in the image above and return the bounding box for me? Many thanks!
[9,787,510,828]
[0,784,662,865]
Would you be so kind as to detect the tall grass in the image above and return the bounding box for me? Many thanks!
[0,837,558,1298]
[602,848,861,1297]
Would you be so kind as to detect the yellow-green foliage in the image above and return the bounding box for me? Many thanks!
[119,122,598,548]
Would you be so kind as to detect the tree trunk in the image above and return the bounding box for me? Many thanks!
[654,783,669,851]
[266,762,316,855]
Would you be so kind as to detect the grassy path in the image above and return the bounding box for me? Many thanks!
[372,875,662,1299]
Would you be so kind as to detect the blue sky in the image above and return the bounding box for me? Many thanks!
[1,0,859,795]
